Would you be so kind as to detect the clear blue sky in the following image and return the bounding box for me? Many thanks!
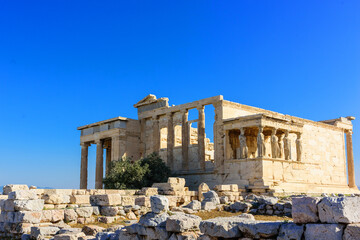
[0,1,359,189]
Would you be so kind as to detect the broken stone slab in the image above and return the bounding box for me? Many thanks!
[41,209,65,223]
[13,199,45,211]
[58,228,82,234]
[238,221,282,239]
[202,191,220,205]
[257,196,278,205]
[100,206,118,216]
[2,185,29,195]
[30,226,60,238]
[199,215,255,238]
[82,225,105,236]
[70,195,90,204]
[343,223,360,240]
[166,213,201,232]
[184,200,201,211]
[42,194,70,204]
[198,183,210,201]
[90,194,122,206]
[8,190,38,200]
[292,197,321,223]
[13,211,42,223]
[318,197,360,223]
[150,195,169,213]
[229,202,252,212]
[138,212,169,227]
[304,223,344,240]
[75,207,94,218]
[64,209,78,222]
[53,232,86,240]
[277,222,304,240]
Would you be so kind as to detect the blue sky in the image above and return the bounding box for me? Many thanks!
[0,1,359,189]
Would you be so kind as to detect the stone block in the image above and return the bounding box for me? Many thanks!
[69,195,90,204]
[14,211,42,224]
[135,196,151,207]
[214,185,231,192]
[199,215,254,238]
[100,206,118,216]
[75,207,93,218]
[277,222,304,240]
[121,196,135,206]
[150,195,169,213]
[166,213,201,232]
[53,232,86,240]
[138,212,169,227]
[140,187,159,196]
[343,223,360,240]
[41,210,64,223]
[13,200,44,211]
[292,197,320,223]
[184,200,201,211]
[82,224,105,236]
[8,190,38,200]
[90,194,121,206]
[318,197,360,223]
[238,221,282,239]
[45,194,70,205]
[2,185,29,195]
[30,226,60,238]
[64,209,77,222]
[304,223,344,240]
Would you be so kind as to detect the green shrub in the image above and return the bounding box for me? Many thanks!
[103,153,171,189]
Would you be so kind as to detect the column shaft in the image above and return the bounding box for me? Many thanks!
[167,113,174,170]
[346,130,356,188]
[80,143,89,189]
[95,140,104,189]
[152,116,160,153]
[181,110,189,170]
[198,106,206,171]
[106,146,112,176]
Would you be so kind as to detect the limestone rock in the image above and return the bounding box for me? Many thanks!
[42,194,70,204]
[198,183,210,201]
[150,195,169,213]
[3,184,29,195]
[276,222,304,240]
[238,221,281,238]
[41,209,65,223]
[257,196,278,205]
[343,223,360,240]
[202,191,220,205]
[318,197,360,223]
[53,232,86,240]
[14,211,42,223]
[127,211,137,220]
[30,226,60,238]
[219,196,229,204]
[64,209,78,222]
[201,201,216,211]
[13,199,44,211]
[166,213,201,232]
[304,223,344,240]
[138,212,169,227]
[82,224,105,236]
[230,202,252,212]
[90,194,122,206]
[292,197,320,223]
[100,206,118,216]
[75,207,94,218]
[8,190,37,200]
[70,195,90,204]
[199,215,254,238]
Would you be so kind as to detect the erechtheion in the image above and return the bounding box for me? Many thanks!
[78,94,358,194]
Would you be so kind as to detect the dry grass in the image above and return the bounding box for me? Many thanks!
[193,210,292,221]
[69,218,135,229]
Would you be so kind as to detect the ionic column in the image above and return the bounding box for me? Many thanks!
[95,139,104,189]
[346,130,356,188]
[213,102,224,171]
[239,127,248,159]
[167,112,175,170]
[80,142,89,189]
[106,145,112,175]
[181,109,189,170]
[296,133,302,162]
[152,116,160,153]
[198,106,206,171]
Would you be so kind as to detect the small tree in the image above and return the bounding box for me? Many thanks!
[103,153,171,189]
[140,152,172,187]
[103,158,149,189]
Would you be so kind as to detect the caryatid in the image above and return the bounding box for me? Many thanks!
[257,126,266,157]
[296,132,302,162]
[239,127,248,159]
[283,130,291,160]
[271,128,280,158]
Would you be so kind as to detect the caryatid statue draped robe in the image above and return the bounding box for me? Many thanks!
[257,127,266,157]
[239,127,248,159]
[271,128,280,158]
[283,130,291,160]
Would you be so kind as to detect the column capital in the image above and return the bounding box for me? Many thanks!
[346,130,353,135]
[180,109,188,114]
[166,112,173,117]
[197,105,205,111]
[80,142,90,147]
[95,139,103,145]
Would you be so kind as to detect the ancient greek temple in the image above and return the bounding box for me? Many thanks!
[78,94,358,194]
